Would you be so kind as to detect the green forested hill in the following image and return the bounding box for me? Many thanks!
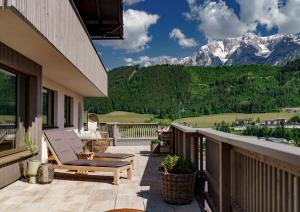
[84,62,300,119]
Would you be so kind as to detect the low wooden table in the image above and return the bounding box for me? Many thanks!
[77,152,94,160]
[76,152,94,174]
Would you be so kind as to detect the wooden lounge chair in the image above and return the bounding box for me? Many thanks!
[66,131,136,169]
[0,132,6,144]
[44,131,132,185]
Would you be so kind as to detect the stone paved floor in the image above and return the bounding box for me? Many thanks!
[0,146,200,212]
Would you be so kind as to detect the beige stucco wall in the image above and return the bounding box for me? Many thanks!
[42,76,84,130]
[41,76,84,162]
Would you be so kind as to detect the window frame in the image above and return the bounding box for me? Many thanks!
[42,87,56,129]
[64,95,73,128]
[0,65,29,157]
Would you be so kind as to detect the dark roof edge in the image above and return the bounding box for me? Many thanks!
[68,0,108,74]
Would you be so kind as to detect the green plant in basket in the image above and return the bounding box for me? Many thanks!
[159,154,196,174]
[151,139,160,144]
[82,143,89,153]
[25,132,38,154]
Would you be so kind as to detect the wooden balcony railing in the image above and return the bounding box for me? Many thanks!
[0,123,16,135]
[170,123,300,212]
[97,122,158,145]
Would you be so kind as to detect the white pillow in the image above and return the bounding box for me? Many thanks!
[88,122,98,131]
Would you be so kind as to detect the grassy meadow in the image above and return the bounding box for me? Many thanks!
[175,112,300,128]
[90,111,300,128]
[0,115,15,123]
[92,111,155,123]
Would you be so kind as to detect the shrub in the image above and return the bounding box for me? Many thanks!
[159,154,196,174]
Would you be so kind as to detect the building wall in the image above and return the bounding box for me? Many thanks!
[0,42,42,188]
[42,77,84,130]
[5,0,107,95]
[41,76,84,163]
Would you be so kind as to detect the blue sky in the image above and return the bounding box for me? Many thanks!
[93,0,300,69]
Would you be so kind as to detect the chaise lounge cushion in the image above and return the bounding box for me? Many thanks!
[93,152,134,159]
[45,131,78,164]
[64,159,130,167]
[64,131,84,153]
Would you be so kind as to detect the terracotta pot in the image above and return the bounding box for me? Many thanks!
[27,160,41,184]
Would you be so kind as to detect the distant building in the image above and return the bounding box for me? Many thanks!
[285,108,300,113]
[235,118,252,126]
[260,118,287,126]
[234,125,248,131]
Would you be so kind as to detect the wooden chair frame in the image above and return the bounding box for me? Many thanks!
[44,134,132,185]
[0,132,7,144]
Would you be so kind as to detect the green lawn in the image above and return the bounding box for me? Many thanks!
[90,111,155,123]
[87,111,300,128]
[176,112,300,128]
[0,115,15,123]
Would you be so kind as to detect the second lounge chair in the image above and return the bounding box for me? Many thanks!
[66,131,136,169]
[44,131,132,185]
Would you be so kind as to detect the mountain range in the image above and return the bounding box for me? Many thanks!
[178,33,300,66]
[85,60,300,118]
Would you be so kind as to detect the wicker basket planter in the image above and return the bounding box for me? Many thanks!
[88,139,109,153]
[36,164,54,184]
[160,171,197,204]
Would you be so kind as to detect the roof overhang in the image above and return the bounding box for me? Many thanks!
[0,9,106,97]
[72,0,123,40]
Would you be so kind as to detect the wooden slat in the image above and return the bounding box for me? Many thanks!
[277,168,281,212]
[283,171,287,212]
[6,0,106,93]
[267,165,271,212]
[288,173,292,212]
[294,176,299,212]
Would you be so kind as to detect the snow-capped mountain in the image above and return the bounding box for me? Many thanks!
[180,33,300,66]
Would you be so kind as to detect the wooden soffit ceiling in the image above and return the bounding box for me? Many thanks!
[72,0,123,39]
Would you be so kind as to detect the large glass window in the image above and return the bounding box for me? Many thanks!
[0,67,27,155]
[42,88,55,128]
[64,96,73,127]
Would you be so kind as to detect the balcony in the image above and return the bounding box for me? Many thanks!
[0,145,200,212]
[1,122,300,211]
[171,123,300,212]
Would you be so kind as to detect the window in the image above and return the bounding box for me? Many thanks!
[0,67,28,156]
[42,88,55,128]
[64,96,73,127]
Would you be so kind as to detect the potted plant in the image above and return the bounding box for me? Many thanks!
[151,139,160,153]
[25,132,40,184]
[159,155,197,204]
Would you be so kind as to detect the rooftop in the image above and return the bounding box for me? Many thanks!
[0,145,199,212]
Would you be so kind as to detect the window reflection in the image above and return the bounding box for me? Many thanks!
[0,68,17,152]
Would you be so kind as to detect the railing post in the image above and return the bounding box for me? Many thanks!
[191,135,195,163]
[220,142,231,212]
[112,123,119,146]
[199,135,204,171]
[182,132,186,159]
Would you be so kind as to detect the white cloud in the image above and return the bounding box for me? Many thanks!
[124,55,179,67]
[123,0,144,5]
[185,0,300,40]
[100,9,159,52]
[185,1,255,40]
[169,28,198,48]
